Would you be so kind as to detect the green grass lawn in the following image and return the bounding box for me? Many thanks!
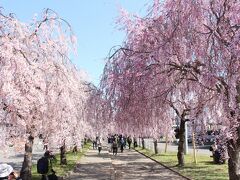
[32,143,91,180]
[135,147,228,180]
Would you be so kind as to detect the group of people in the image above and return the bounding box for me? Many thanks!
[107,135,135,155]
[92,135,139,156]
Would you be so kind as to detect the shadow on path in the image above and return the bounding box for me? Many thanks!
[65,145,189,180]
[111,149,187,180]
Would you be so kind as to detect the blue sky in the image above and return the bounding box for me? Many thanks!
[1,0,151,86]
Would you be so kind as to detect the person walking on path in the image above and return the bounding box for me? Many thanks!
[92,139,96,149]
[96,137,102,154]
[120,137,124,153]
[127,136,132,149]
[97,143,102,154]
[112,140,118,155]
[133,137,137,148]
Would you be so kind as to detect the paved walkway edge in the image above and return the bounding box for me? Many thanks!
[62,148,90,180]
[134,149,192,180]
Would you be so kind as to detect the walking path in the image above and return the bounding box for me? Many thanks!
[65,146,188,180]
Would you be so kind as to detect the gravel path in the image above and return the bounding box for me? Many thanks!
[65,146,189,180]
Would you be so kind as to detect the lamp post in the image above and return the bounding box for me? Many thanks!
[184,121,188,155]
[192,120,197,164]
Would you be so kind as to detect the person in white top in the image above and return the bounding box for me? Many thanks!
[43,138,48,151]
[0,163,13,179]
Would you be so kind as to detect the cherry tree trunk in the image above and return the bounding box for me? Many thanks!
[20,135,34,180]
[141,138,145,149]
[72,145,78,153]
[60,144,67,165]
[227,129,240,180]
[154,139,158,154]
[177,120,185,166]
[227,84,240,179]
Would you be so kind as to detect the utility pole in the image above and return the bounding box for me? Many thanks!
[184,121,189,155]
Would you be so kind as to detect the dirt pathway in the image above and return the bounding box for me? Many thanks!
[65,145,188,180]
